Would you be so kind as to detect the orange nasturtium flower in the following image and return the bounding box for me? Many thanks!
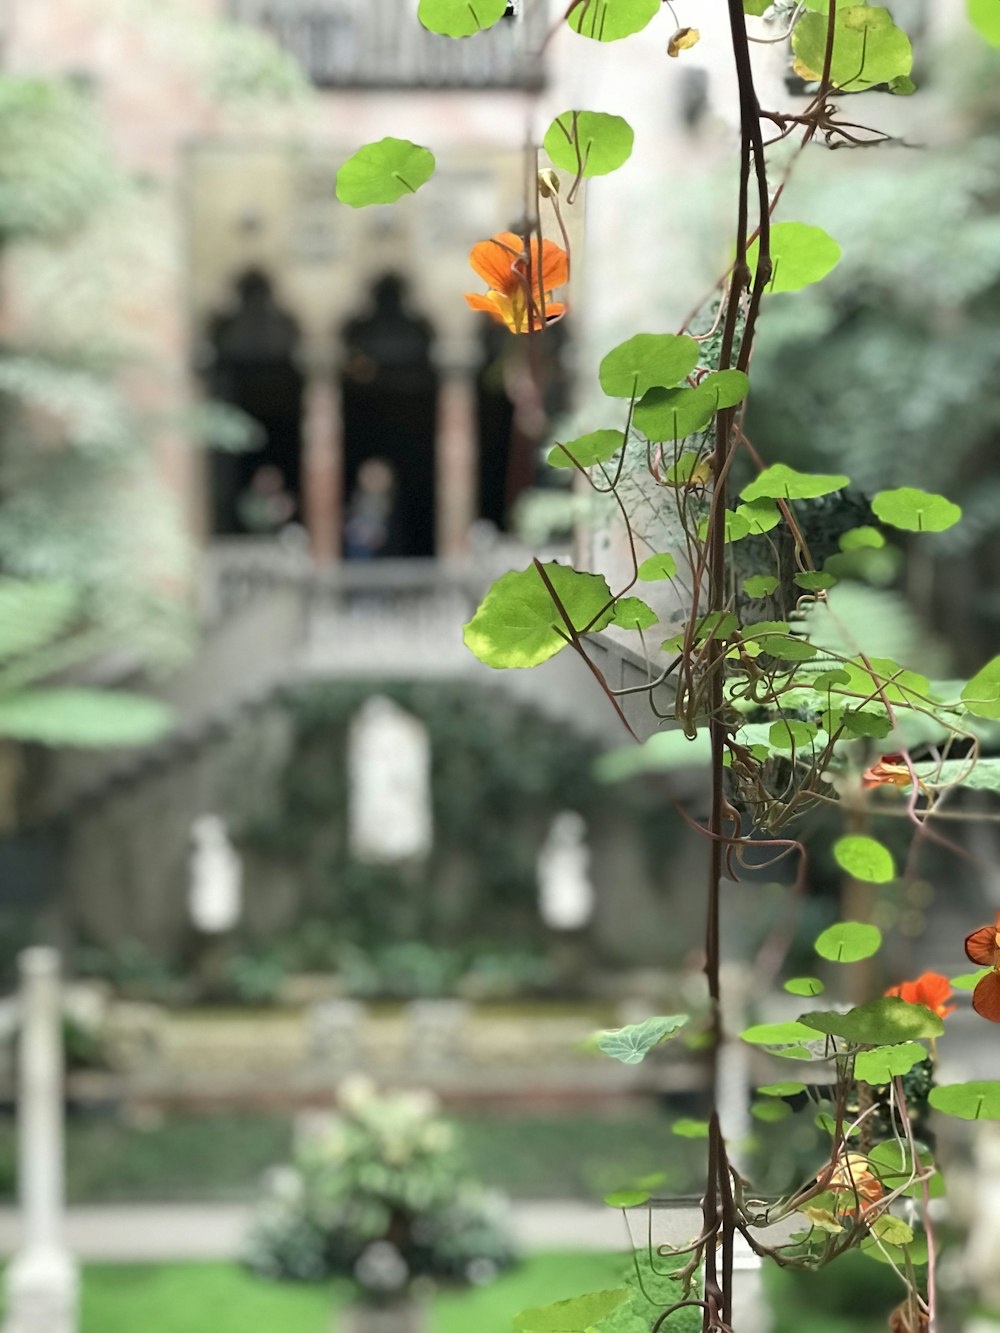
[465,231,568,334]
[825,1152,884,1217]
[884,971,955,1019]
[964,909,1000,1022]
[861,753,911,789]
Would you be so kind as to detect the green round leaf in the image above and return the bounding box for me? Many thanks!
[870,1216,914,1248]
[794,571,838,592]
[861,1232,927,1267]
[814,921,882,963]
[593,1013,688,1064]
[741,463,849,503]
[871,487,962,533]
[854,1042,927,1085]
[961,656,1000,720]
[463,563,614,669]
[792,6,912,92]
[929,1081,1000,1120]
[784,977,824,997]
[735,499,782,534]
[0,689,172,748]
[336,138,435,208]
[637,553,677,582]
[950,968,992,991]
[547,429,624,470]
[672,1118,709,1138]
[514,1288,630,1332]
[800,997,944,1045]
[417,0,508,36]
[869,1141,942,1200]
[751,1099,792,1122]
[696,511,752,544]
[603,1189,650,1209]
[969,0,1000,46]
[593,728,712,782]
[567,0,660,42]
[0,580,80,663]
[839,526,885,551]
[833,836,896,884]
[757,1081,806,1097]
[746,222,841,294]
[610,597,658,631]
[769,720,817,750]
[598,333,699,398]
[740,1021,821,1046]
[743,574,779,598]
[543,111,634,179]
[634,370,748,441]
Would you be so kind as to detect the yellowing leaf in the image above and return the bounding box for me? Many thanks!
[668,26,700,56]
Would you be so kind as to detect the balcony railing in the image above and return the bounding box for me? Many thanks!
[228,0,547,89]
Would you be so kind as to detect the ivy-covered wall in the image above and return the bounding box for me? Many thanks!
[55,680,706,976]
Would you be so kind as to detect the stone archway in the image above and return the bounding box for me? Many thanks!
[204,267,304,536]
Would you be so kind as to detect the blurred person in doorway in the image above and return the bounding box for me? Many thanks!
[344,457,398,559]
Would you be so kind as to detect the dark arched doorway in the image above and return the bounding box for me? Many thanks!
[205,268,304,536]
[340,275,437,559]
[475,318,570,532]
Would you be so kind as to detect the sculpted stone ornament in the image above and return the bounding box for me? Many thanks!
[188,813,243,934]
[348,697,432,864]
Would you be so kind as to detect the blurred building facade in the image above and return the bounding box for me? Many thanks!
[0,0,974,985]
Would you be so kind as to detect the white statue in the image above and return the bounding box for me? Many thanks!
[348,697,432,864]
[188,814,242,934]
[537,811,594,931]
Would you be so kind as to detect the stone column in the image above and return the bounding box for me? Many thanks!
[435,365,478,560]
[302,361,342,565]
[5,949,78,1333]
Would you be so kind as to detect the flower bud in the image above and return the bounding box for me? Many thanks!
[537,168,560,199]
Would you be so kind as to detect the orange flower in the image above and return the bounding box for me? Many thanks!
[884,971,955,1019]
[465,231,568,334]
[861,753,911,789]
[964,910,1000,1022]
[825,1152,884,1217]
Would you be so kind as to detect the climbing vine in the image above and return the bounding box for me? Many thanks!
[336,3,1000,1330]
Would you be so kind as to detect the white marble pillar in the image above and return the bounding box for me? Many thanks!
[5,949,78,1333]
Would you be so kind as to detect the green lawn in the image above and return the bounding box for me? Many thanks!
[0,1108,705,1203]
[68,1253,627,1333]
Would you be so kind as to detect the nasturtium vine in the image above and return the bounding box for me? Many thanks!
[335,137,435,207]
[355,3,1000,1326]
